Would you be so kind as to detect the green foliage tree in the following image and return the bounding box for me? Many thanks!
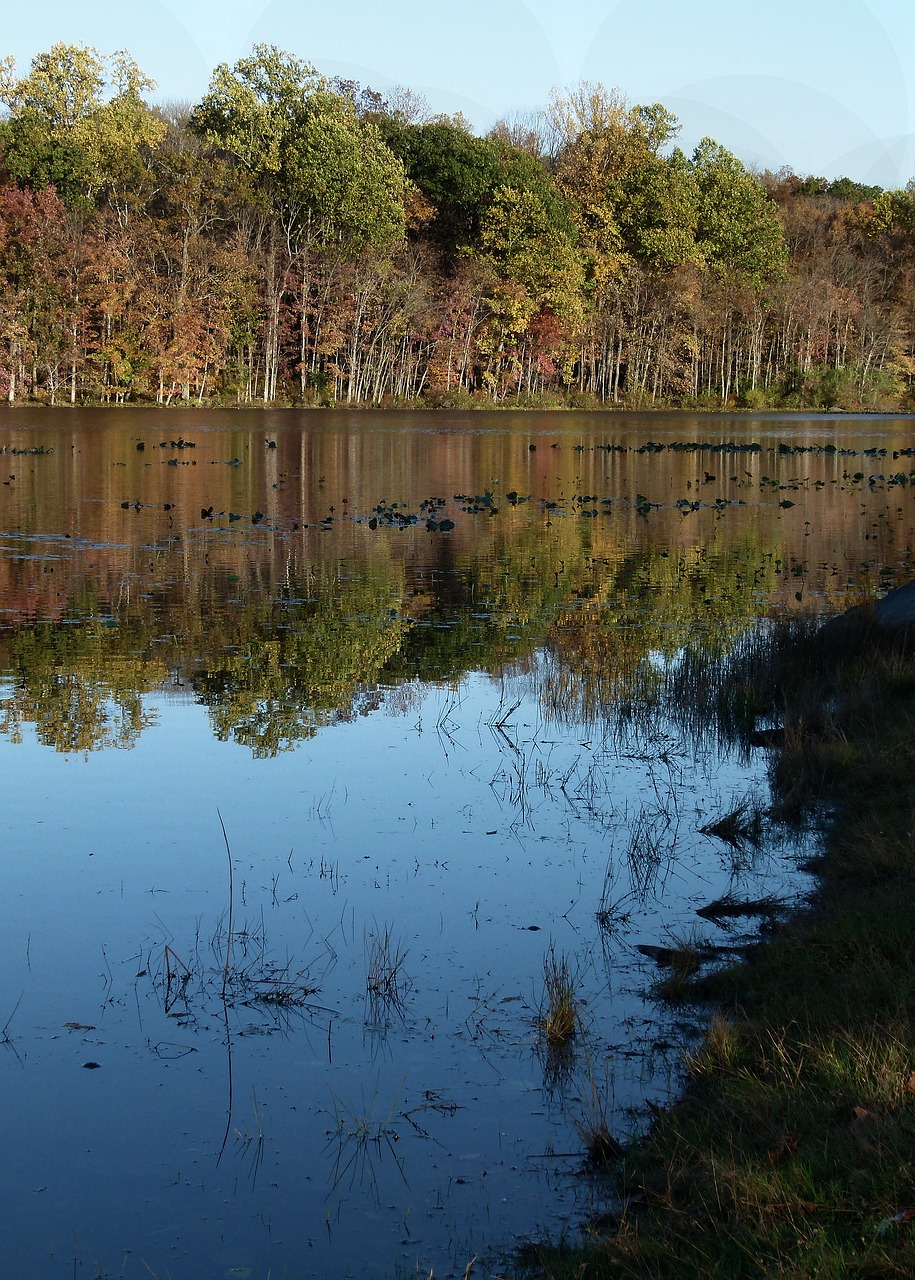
[190,44,406,253]
[861,186,915,248]
[549,83,683,282]
[190,44,408,399]
[690,138,788,280]
[0,43,165,209]
[376,115,560,258]
[477,185,584,323]
[614,148,701,271]
[0,43,105,129]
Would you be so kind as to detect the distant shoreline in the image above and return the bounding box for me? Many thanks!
[1,399,912,416]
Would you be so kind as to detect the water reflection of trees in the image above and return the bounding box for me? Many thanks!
[0,620,163,751]
[0,533,789,755]
[541,543,781,727]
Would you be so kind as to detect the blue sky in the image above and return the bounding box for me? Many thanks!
[5,0,914,186]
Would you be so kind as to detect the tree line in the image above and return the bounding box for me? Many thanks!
[0,42,912,410]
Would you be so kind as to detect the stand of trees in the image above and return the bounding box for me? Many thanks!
[0,43,912,410]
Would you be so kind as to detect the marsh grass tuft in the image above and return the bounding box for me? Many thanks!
[365,924,412,1019]
[582,1123,624,1169]
[576,1058,624,1170]
[623,805,675,904]
[324,1083,406,1197]
[539,944,578,1047]
[695,892,785,923]
[154,911,320,1027]
[641,928,715,1004]
[699,794,764,848]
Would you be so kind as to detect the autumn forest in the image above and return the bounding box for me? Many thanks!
[0,42,913,411]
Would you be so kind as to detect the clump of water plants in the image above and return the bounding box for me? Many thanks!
[153,915,320,1028]
[365,923,412,1020]
[638,929,713,1003]
[575,1059,624,1170]
[324,1082,408,1198]
[539,944,578,1047]
[699,793,764,848]
[695,892,785,923]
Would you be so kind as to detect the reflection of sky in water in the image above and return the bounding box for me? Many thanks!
[0,661,810,1278]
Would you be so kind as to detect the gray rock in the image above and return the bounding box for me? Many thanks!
[819,578,915,653]
[873,578,915,632]
[817,602,874,653]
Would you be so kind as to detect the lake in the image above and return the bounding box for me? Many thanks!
[0,407,912,1279]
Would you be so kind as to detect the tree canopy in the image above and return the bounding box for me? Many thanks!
[0,43,165,206]
[190,44,406,252]
[0,42,911,411]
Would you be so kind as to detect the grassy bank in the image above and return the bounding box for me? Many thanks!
[520,619,915,1279]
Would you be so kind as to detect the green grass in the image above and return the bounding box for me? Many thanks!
[514,625,915,1279]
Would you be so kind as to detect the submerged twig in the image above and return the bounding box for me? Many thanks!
[2,991,23,1043]
[217,807,234,1001]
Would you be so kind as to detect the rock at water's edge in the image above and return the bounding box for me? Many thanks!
[873,578,915,632]
[820,578,915,652]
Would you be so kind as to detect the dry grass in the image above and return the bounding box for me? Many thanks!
[539,945,578,1047]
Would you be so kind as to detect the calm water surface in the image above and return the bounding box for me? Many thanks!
[0,408,912,1278]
